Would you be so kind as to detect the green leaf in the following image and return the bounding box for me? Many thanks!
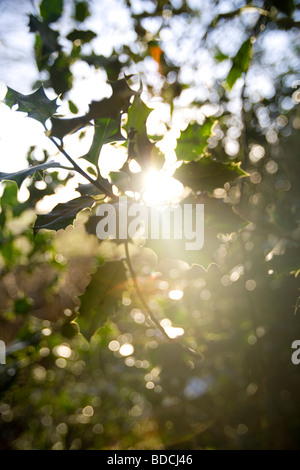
[4,86,59,126]
[40,0,63,24]
[273,0,295,16]
[81,53,123,81]
[66,29,97,44]
[226,39,252,89]
[0,161,64,188]
[81,118,124,166]
[124,93,152,136]
[74,1,91,22]
[109,170,131,193]
[14,296,32,315]
[77,260,127,340]
[89,78,136,121]
[176,119,217,161]
[50,78,136,140]
[50,115,90,140]
[215,48,229,62]
[203,196,249,233]
[76,177,112,197]
[0,182,19,229]
[174,157,248,193]
[124,93,154,166]
[68,100,79,114]
[29,15,61,55]
[33,196,95,233]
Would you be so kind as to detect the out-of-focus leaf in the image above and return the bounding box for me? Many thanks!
[268,247,300,277]
[48,51,73,95]
[28,15,61,54]
[174,157,248,193]
[226,39,252,89]
[77,260,127,340]
[273,0,295,16]
[0,182,20,229]
[0,161,65,188]
[176,119,217,161]
[68,100,79,114]
[40,0,63,24]
[33,196,95,233]
[74,1,91,22]
[215,48,229,62]
[14,297,32,315]
[66,29,97,44]
[4,86,58,126]
[145,196,247,268]
[81,53,124,81]
[198,195,249,233]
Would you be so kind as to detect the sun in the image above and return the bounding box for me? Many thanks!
[142,169,185,206]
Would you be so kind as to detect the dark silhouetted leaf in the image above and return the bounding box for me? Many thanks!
[174,157,248,193]
[50,78,136,139]
[68,100,79,114]
[0,161,65,188]
[5,86,59,126]
[74,1,91,22]
[124,93,154,166]
[34,196,95,233]
[77,260,127,340]
[89,78,136,121]
[66,29,97,44]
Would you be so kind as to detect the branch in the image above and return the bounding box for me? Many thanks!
[124,241,204,361]
[49,137,115,198]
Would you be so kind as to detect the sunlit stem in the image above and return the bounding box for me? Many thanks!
[124,241,204,361]
[49,137,114,198]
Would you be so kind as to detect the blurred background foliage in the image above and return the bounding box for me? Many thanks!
[0,0,300,450]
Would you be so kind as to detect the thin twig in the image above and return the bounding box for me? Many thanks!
[49,137,114,198]
[124,240,204,361]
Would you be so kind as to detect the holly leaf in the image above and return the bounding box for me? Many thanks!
[77,260,127,340]
[226,39,252,89]
[109,170,131,193]
[124,93,152,136]
[33,196,95,233]
[4,86,59,126]
[81,117,125,166]
[29,15,61,55]
[0,161,65,188]
[49,78,136,140]
[89,77,137,121]
[0,182,22,229]
[174,157,248,193]
[66,29,97,44]
[203,196,249,233]
[176,119,217,161]
[124,93,155,166]
[145,197,247,268]
[40,0,63,24]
